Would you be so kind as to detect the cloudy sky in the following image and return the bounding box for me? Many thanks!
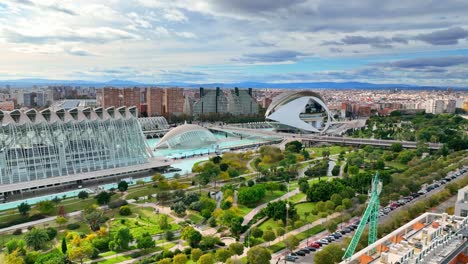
[1,0,468,86]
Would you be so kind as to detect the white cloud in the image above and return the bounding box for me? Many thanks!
[175,32,196,38]
[163,9,187,22]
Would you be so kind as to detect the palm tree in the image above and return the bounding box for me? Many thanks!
[25,228,49,250]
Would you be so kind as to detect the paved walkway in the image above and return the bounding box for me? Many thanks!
[241,188,300,226]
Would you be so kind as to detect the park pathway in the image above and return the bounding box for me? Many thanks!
[241,188,300,226]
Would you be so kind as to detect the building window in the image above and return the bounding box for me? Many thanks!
[461,209,468,217]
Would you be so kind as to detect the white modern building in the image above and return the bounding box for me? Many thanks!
[0,107,154,199]
[265,91,332,133]
[155,124,218,149]
[455,185,468,217]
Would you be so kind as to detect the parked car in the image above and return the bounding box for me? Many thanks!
[288,253,299,259]
[295,251,306,256]
[285,256,296,262]
[309,242,321,248]
[319,239,329,245]
[305,246,317,252]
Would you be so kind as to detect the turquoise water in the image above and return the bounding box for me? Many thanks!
[0,188,93,211]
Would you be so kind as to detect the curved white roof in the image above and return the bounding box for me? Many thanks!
[155,124,218,149]
[266,90,325,116]
[265,91,331,133]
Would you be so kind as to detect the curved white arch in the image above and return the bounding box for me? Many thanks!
[155,124,218,149]
[266,94,331,133]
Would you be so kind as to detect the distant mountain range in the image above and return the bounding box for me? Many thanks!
[0,79,466,90]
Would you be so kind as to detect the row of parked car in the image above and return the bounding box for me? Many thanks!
[377,166,468,218]
[284,222,360,262]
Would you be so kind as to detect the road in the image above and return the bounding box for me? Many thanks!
[209,126,443,150]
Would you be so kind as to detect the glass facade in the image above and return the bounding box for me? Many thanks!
[0,107,151,185]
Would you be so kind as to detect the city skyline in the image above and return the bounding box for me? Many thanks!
[0,0,468,86]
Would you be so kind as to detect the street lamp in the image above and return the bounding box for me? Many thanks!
[284,202,290,264]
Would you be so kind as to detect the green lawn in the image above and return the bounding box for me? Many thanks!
[289,192,306,204]
[306,146,349,157]
[295,203,318,222]
[109,207,180,238]
[386,161,408,170]
[187,211,204,224]
[237,205,253,217]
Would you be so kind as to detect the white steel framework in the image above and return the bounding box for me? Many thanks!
[0,107,152,185]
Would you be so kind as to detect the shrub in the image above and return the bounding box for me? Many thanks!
[46,227,57,240]
[108,199,128,209]
[67,223,80,230]
[13,229,22,235]
[119,205,132,216]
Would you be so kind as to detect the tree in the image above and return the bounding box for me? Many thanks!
[284,235,299,252]
[112,227,133,250]
[330,194,342,207]
[78,191,89,200]
[246,246,271,264]
[298,178,309,194]
[95,191,111,205]
[84,207,106,231]
[264,200,297,225]
[118,181,129,192]
[198,253,214,264]
[25,228,49,250]
[56,216,68,227]
[68,244,93,264]
[157,258,172,264]
[5,249,25,264]
[215,248,232,263]
[158,214,170,229]
[17,202,31,216]
[37,200,55,215]
[171,201,187,215]
[228,242,244,256]
[390,143,403,152]
[342,198,352,209]
[251,227,263,239]
[325,200,335,211]
[191,248,203,262]
[181,226,202,248]
[219,163,229,172]
[173,253,188,264]
[314,244,344,264]
[262,230,276,244]
[165,230,174,241]
[348,165,359,175]
[119,205,132,216]
[326,221,338,233]
[237,184,266,207]
[61,237,68,254]
[285,141,303,153]
[136,233,155,252]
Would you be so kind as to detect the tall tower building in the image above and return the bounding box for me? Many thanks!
[146,87,164,117]
[164,88,184,116]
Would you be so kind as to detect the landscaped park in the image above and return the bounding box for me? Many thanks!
[1,114,467,264]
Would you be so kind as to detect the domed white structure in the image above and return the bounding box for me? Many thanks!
[265,91,332,133]
[155,124,218,149]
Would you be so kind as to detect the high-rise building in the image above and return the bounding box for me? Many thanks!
[164,87,184,116]
[97,87,141,113]
[425,99,445,114]
[192,87,228,115]
[146,87,164,117]
[445,99,456,113]
[226,88,259,115]
[455,185,468,217]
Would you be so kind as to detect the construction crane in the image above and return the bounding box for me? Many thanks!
[342,172,382,260]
